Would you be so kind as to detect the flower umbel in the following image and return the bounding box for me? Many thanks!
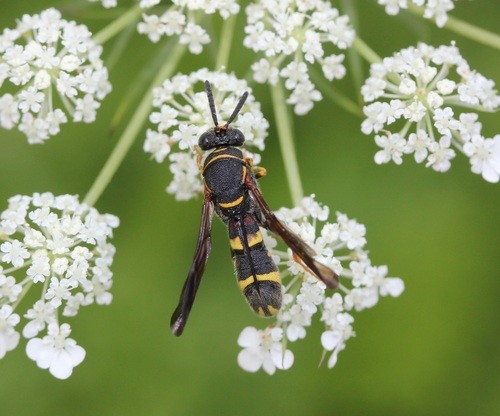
[0,8,112,143]
[244,0,355,115]
[361,43,500,182]
[0,192,119,379]
[144,69,269,200]
[237,196,404,373]
[377,0,455,28]
[136,0,239,53]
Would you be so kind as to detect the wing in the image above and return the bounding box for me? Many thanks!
[245,176,339,289]
[170,195,214,336]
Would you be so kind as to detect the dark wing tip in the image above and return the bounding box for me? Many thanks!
[292,253,340,290]
[170,307,185,336]
[310,260,339,289]
[170,319,184,337]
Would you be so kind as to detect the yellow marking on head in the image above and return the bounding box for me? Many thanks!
[237,271,281,291]
[219,195,244,209]
[230,231,263,250]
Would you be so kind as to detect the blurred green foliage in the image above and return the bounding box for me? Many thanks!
[0,1,498,415]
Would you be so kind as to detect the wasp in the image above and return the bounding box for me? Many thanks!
[170,81,339,336]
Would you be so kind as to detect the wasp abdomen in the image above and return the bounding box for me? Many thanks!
[229,215,282,316]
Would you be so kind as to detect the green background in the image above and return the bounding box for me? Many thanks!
[0,1,498,415]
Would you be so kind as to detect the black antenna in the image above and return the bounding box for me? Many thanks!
[225,91,249,126]
[204,80,218,126]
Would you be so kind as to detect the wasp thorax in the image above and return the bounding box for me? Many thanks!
[198,125,245,150]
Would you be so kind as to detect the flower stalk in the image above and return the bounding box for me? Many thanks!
[84,43,186,206]
[215,15,237,70]
[92,5,142,45]
[407,4,500,49]
[352,36,381,65]
[444,15,500,50]
[269,82,304,206]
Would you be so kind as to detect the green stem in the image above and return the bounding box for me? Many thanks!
[352,36,381,65]
[407,4,500,49]
[339,0,364,101]
[215,15,237,70]
[269,82,303,206]
[310,69,363,118]
[83,44,186,206]
[444,15,500,50]
[92,5,142,45]
[353,37,403,85]
[11,280,33,311]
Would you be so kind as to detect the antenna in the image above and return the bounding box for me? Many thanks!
[204,80,218,126]
[204,80,249,128]
[225,91,249,126]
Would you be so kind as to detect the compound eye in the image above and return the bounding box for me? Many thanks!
[199,130,217,150]
[228,128,245,146]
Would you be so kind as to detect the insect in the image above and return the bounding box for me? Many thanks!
[170,81,339,336]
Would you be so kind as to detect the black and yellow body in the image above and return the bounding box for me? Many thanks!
[170,81,339,336]
[203,146,282,317]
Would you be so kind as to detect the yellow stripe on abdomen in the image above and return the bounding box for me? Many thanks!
[237,271,281,291]
[229,231,263,251]
[256,305,279,317]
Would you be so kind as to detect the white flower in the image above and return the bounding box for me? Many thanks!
[0,8,111,143]
[1,239,30,267]
[374,133,407,165]
[0,193,118,377]
[45,277,77,308]
[296,280,325,314]
[238,196,403,374]
[137,14,166,43]
[279,304,311,342]
[377,0,455,27]
[321,312,355,368]
[87,0,117,8]
[426,136,456,172]
[137,0,239,51]
[0,274,22,303]
[166,152,204,201]
[463,135,500,183]
[237,326,294,375]
[144,69,269,201]
[179,23,209,55]
[26,323,85,379]
[23,300,56,338]
[406,129,432,163]
[361,43,499,181]
[0,305,20,359]
[244,0,354,114]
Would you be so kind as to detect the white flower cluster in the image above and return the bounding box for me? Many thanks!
[0,8,112,144]
[377,0,455,27]
[361,43,500,183]
[0,192,119,379]
[237,196,404,374]
[144,69,269,200]
[136,0,239,53]
[244,0,355,115]
[88,0,117,8]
